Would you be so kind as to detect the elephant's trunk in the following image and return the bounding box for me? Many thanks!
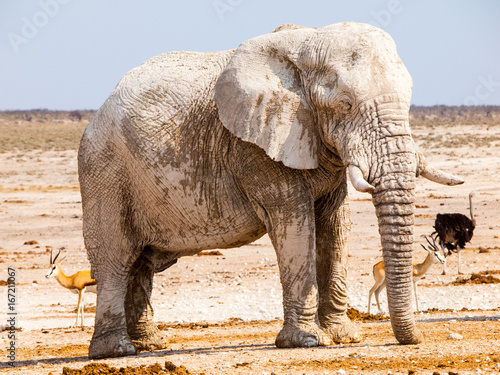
[361,105,423,343]
[373,184,423,344]
[344,98,462,344]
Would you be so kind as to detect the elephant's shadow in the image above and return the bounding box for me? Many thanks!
[4,314,491,370]
[1,340,391,371]
[1,344,278,370]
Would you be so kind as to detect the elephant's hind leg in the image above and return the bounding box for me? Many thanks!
[80,135,148,358]
[84,205,140,358]
[125,249,167,351]
[315,185,361,344]
[89,266,137,359]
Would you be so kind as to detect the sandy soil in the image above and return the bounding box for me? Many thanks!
[0,119,499,374]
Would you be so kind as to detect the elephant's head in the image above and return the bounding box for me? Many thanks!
[214,22,463,344]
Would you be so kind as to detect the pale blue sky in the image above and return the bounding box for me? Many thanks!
[1,0,499,110]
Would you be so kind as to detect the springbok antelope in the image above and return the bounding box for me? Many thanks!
[45,249,97,327]
[368,234,445,314]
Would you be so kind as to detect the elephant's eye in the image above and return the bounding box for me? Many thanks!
[339,100,352,113]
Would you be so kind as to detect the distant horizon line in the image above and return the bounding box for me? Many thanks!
[1,104,500,112]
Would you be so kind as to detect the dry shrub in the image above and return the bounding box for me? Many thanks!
[0,110,94,151]
[452,272,500,285]
[410,105,500,127]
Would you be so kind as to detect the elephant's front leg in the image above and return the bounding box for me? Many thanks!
[125,252,167,351]
[265,204,331,348]
[315,184,361,344]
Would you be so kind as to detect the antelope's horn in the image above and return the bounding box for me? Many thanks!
[53,249,61,263]
[421,234,438,253]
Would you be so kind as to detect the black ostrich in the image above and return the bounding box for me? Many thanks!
[433,192,476,274]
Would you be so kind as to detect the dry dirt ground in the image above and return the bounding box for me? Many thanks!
[0,113,499,374]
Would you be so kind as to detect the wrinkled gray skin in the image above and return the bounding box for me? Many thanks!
[79,22,463,359]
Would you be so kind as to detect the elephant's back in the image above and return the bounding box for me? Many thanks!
[114,50,234,117]
[92,50,236,158]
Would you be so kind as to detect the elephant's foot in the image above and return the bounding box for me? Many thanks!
[89,329,137,359]
[275,322,332,348]
[130,324,168,352]
[321,315,362,344]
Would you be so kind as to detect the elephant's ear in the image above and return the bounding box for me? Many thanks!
[214,28,319,169]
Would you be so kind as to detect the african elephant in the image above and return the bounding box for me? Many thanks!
[78,22,463,359]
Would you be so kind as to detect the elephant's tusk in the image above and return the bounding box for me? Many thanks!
[416,151,464,186]
[420,166,464,186]
[349,165,375,193]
